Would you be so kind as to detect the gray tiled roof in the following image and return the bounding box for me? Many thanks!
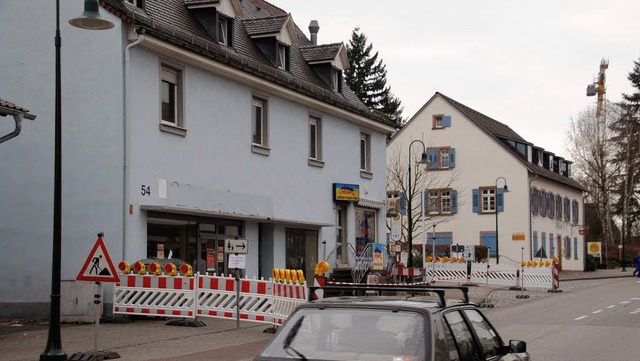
[183,0,220,6]
[299,43,342,63]
[436,92,584,190]
[100,0,394,127]
[243,14,289,36]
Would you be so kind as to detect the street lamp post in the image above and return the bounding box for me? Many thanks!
[407,140,428,268]
[41,2,113,360]
[494,177,509,265]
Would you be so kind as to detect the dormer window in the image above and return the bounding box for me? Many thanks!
[125,0,143,7]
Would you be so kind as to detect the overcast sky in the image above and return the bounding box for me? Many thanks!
[272,0,640,158]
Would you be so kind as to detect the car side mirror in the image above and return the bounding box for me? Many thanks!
[509,340,527,353]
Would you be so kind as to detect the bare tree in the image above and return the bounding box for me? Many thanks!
[386,139,463,263]
[566,102,623,257]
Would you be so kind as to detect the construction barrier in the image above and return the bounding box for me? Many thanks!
[425,262,554,289]
[113,263,307,327]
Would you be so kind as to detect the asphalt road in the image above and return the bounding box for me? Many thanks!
[486,277,640,361]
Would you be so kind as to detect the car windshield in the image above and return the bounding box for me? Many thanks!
[260,307,427,361]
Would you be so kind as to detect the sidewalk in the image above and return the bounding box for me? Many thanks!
[0,267,634,361]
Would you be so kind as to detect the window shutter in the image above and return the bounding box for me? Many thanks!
[481,233,497,256]
[573,238,578,259]
[428,148,438,169]
[472,188,479,213]
[443,115,452,127]
[541,233,546,252]
[451,190,458,214]
[442,233,452,245]
[533,232,539,256]
[496,188,504,212]
[546,192,551,215]
[449,148,455,168]
[549,234,554,257]
[538,190,543,214]
[530,187,534,213]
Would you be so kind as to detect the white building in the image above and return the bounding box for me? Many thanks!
[0,0,394,318]
[388,92,585,270]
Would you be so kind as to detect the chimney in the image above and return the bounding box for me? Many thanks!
[309,20,319,45]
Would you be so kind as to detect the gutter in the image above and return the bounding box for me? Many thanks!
[122,28,145,262]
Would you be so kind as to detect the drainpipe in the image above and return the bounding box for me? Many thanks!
[528,174,537,261]
[122,28,145,262]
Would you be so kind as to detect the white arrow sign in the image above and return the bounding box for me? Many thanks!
[225,239,248,254]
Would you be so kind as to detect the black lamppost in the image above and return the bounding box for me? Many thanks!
[41,2,113,360]
[407,140,428,267]
[494,177,509,264]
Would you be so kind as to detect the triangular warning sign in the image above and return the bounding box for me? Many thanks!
[76,236,120,283]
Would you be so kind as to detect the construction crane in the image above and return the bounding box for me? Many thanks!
[586,58,609,119]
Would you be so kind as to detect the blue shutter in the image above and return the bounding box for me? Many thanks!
[440,233,452,245]
[451,190,458,214]
[538,190,543,214]
[541,233,546,254]
[546,192,550,214]
[481,233,497,256]
[428,148,438,169]
[530,187,534,212]
[533,232,539,256]
[573,238,578,259]
[549,234,554,257]
[443,115,452,127]
[496,188,504,212]
[449,148,455,168]
[472,189,480,213]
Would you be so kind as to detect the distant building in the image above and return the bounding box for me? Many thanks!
[0,0,394,318]
[388,92,585,270]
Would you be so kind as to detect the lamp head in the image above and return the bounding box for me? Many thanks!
[69,0,114,30]
[503,184,509,192]
[419,152,429,165]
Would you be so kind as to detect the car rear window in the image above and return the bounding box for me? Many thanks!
[260,307,427,360]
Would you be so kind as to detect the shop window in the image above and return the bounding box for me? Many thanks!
[355,208,376,256]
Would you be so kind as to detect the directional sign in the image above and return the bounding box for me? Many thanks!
[225,238,248,254]
[77,235,120,283]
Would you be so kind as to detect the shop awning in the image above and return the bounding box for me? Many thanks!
[357,198,385,209]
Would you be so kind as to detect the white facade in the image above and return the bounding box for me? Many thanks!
[0,0,394,318]
[388,93,585,270]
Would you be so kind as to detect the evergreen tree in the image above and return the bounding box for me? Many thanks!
[610,57,640,244]
[345,27,403,124]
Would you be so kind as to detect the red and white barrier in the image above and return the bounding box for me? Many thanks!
[197,275,274,324]
[271,282,308,325]
[113,274,196,318]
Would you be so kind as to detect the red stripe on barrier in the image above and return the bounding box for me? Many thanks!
[142,309,150,314]
[224,312,233,318]
[114,307,120,312]
[126,308,134,313]
[241,314,249,319]
[258,282,266,294]
[210,277,218,290]
[226,279,235,292]
[127,276,136,287]
[188,311,193,316]
[158,277,166,289]
[189,278,194,290]
[199,277,203,288]
[256,315,265,321]
[242,280,250,293]
[143,276,151,288]
[173,278,181,290]
[172,310,181,315]
[157,309,165,315]
[208,310,217,316]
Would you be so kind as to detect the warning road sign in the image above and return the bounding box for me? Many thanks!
[76,234,120,283]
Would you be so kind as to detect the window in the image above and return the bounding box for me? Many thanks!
[428,233,453,252]
[556,194,562,220]
[533,231,539,256]
[463,309,502,358]
[308,115,323,165]
[564,236,571,259]
[125,0,143,7]
[218,16,228,45]
[360,132,371,175]
[277,43,290,70]
[549,233,554,257]
[444,311,482,361]
[541,232,546,256]
[572,200,579,224]
[564,197,571,222]
[548,193,555,218]
[574,238,578,259]
[532,187,538,215]
[428,147,455,170]
[541,190,547,217]
[473,187,504,214]
[432,114,452,129]
[355,208,376,255]
[160,63,184,133]
[426,189,457,215]
[251,95,269,154]
[332,68,342,92]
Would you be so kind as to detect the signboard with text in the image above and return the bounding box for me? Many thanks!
[333,183,359,201]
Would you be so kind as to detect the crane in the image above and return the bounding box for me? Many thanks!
[586,58,609,119]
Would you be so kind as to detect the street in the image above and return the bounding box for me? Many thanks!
[487,277,640,361]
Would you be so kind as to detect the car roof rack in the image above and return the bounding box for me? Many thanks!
[309,284,469,307]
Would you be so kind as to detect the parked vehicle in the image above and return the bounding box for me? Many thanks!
[254,284,529,361]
